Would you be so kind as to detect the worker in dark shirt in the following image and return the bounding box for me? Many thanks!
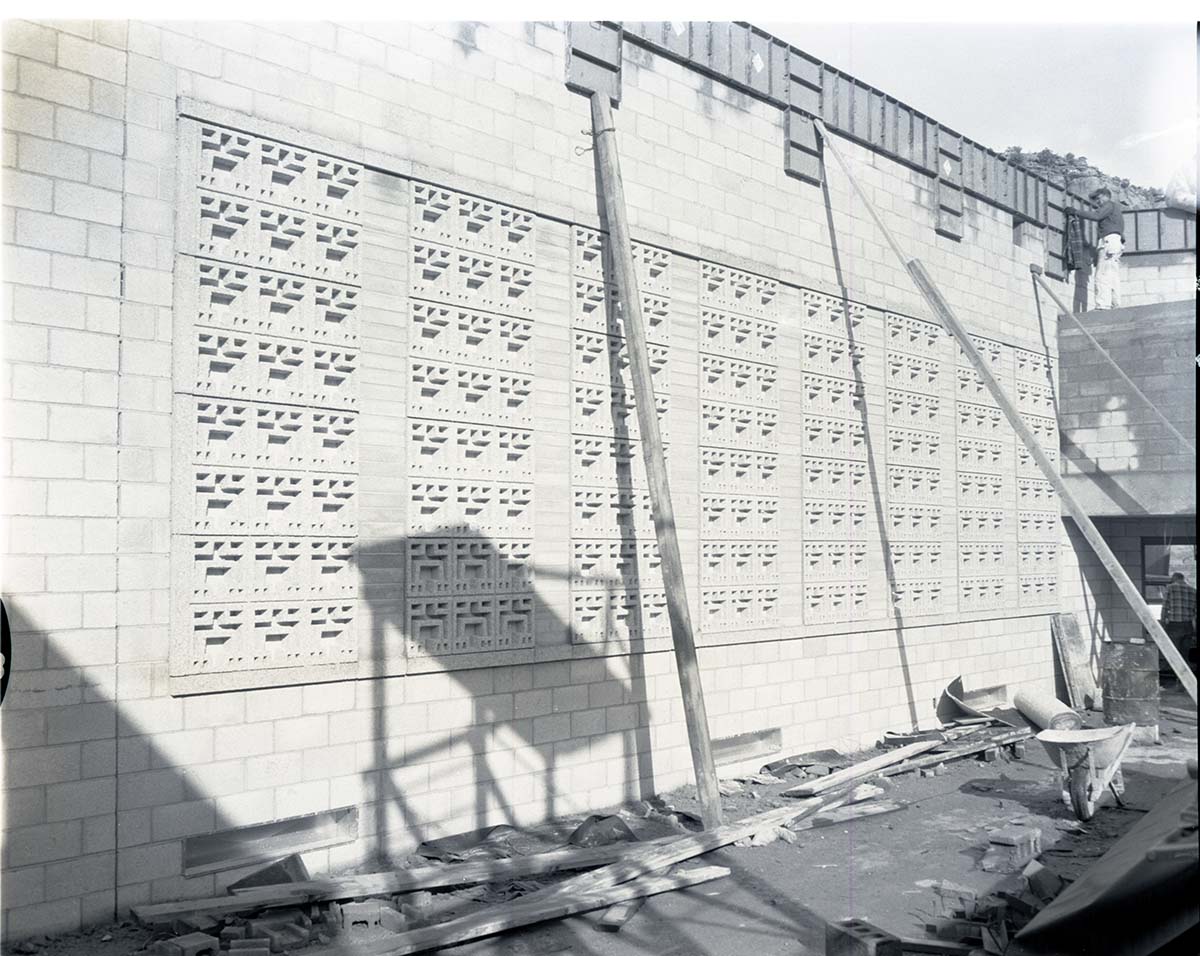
[1067,187,1124,309]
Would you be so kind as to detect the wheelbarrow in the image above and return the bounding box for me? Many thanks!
[1037,723,1136,821]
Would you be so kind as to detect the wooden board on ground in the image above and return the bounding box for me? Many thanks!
[783,739,947,797]
[880,728,1033,778]
[133,837,678,925]
[1051,613,1102,710]
[791,800,909,831]
[297,865,731,956]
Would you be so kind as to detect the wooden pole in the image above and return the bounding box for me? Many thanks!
[589,92,724,826]
[813,119,1197,705]
[1029,264,1195,456]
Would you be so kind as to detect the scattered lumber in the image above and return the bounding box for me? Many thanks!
[298,864,731,956]
[782,739,947,796]
[790,800,909,831]
[134,837,679,926]
[880,728,1033,778]
[597,896,645,932]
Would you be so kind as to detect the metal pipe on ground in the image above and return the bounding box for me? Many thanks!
[812,118,1197,705]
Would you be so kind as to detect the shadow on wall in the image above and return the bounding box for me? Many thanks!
[353,530,659,867]
[1,600,239,937]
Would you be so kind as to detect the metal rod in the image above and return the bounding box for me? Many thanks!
[589,92,724,827]
[1029,263,1195,456]
[813,118,1198,704]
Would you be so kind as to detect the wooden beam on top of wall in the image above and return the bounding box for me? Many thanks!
[588,91,724,828]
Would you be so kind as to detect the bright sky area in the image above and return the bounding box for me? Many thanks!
[761,21,1197,190]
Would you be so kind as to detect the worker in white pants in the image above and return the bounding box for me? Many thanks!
[1069,187,1125,310]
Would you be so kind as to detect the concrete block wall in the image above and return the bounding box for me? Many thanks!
[1119,251,1195,308]
[1057,300,1195,516]
[4,20,1073,941]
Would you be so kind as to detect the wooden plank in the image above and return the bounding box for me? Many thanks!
[790,800,909,831]
[598,896,645,931]
[813,118,1197,706]
[1050,612,1101,710]
[229,836,681,900]
[782,739,947,797]
[589,91,723,828]
[132,886,317,925]
[296,865,732,956]
[880,728,1033,777]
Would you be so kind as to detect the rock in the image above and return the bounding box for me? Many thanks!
[776,827,800,845]
[101,934,114,943]
[749,828,780,847]
[808,764,832,777]
[717,780,744,796]
[13,943,40,955]
[848,783,885,803]
[1023,860,1066,903]
[982,826,1042,873]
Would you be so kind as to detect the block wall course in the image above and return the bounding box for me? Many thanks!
[3,19,1074,942]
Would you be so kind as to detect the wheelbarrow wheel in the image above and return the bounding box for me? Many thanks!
[1068,767,1096,821]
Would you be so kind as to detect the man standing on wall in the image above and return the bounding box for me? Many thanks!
[1066,187,1125,309]
[1159,572,1198,677]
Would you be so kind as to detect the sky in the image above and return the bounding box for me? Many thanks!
[761,21,1197,189]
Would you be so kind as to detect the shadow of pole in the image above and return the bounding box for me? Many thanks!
[819,156,920,731]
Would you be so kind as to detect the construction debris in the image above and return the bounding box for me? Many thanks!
[981,825,1043,873]
[566,814,638,848]
[597,896,645,932]
[826,916,902,954]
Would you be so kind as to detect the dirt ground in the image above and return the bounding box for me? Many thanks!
[7,688,1195,956]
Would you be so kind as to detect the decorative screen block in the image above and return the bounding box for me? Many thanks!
[571,227,671,295]
[957,437,1007,472]
[802,457,870,500]
[887,542,945,578]
[571,589,672,644]
[701,448,778,495]
[571,539,664,591]
[805,373,865,419]
[956,472,1007,507]
[960,578,1008,613]
[409,362,533,427]
[1013,347,1056,384]
[886,426,941,465]
[1018,575,1057,606]
[803,541,870,581]
[1017,477,1057,511]
[410,302,534,374]
[885,388,940,429]
[573,384,670,442]
[700,262,778,318]
[804,331,865,378]
[701,402,778,450]
[802,290,866,335]
[802,583,870,625]
[702,309,778,363]
[887,504,944,540]
[802,415,867,460]
[956,366,998,406]
[958,508,1007,540]
[176,120,367,682]
[410,420,534,482]
[803,499,870,539]
[956,402,1005,438]
[959,543,1008,575]
[1017,444,1058,477]
[702,541,779,585]
[700,586,779,633]
[408,481,533,538]
[405,594,535,656]
[1016,381,1056,417]
[572,278,671,345]
[887,465,943,503]
[414,183,536,263]
[885,313,944,357]
[575,330,670,393]
[887,352,941,391]
[890,580,945,616]
[1018,543,1057,574]
[571,488,655,540]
